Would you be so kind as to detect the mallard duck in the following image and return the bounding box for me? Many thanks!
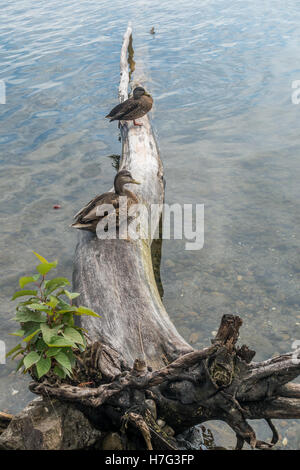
[105,87,153,126]
[71,169,140,232]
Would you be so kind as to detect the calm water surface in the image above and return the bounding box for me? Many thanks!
[0,0,300,449]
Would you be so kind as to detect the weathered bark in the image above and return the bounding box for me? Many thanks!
[1,25,300,451]
[72,25,192,371]
[26,314,300,449]
[0,412,12,435]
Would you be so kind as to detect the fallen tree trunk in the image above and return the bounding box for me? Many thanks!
[71,24,192,371]
[1,25,300,451]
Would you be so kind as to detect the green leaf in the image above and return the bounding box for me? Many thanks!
[6,343,23,358]
[77,327,88,333]
[28,303,51,312]
[46,295,59,309]
[15,309,47,323]
[36,261,57,276]
[46,348,62,358]
[55,351,72,372]
[35,338,48,352]
[24,351,40,370]
[47,336,76,348]
[75,306,100,317]
[33,252,49,264]
[9,329,25,337]
[23,329,41,343]
[45,278,70,296]
[36,357,51,379]
[16,300,38,310]
[53,365,66,379]
[41,324,60,344]
[62,312,74,327]
[22,321,41,333]
[57,297,72,308]
[62,366,73,378]
[64,290,80,300]
[78,343,86,353]
[64,349,77,368]
[19,275,40,289]
[16,357,24,372]
[11,290,38,300]
[57,308,77,315]
[63,327,85,345]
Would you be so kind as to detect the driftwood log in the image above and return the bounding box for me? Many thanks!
[1,25,300,451]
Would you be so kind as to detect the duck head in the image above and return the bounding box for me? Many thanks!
[133,86,151,99]
[114,169,140,194]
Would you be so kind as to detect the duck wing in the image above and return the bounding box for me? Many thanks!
[74,192,118,222]
[105,97,139,121]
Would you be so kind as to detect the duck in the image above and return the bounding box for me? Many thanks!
[105,87,153,126]
[71,169,140,232]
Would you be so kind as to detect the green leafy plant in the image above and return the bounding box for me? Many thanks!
[7,252,100,380]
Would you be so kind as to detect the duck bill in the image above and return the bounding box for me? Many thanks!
[130,179,141,185]
[144,92,151,97]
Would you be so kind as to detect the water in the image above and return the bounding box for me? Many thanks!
[0,0,300,449]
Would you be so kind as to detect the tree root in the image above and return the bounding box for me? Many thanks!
[121,412,153,450]
[0,412,13,435]
[28,314,300,449]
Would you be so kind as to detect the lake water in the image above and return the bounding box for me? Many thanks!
[0,0,300,449]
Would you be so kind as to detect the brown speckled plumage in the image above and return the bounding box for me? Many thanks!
[72,170,140,232]
[105,87,153,124]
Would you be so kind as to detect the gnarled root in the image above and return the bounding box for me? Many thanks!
[29,315,300,450]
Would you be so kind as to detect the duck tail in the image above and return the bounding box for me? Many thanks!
[105,112,116,119]
[71,222,93,230]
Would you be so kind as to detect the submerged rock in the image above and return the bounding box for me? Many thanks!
[189,332,199,344]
